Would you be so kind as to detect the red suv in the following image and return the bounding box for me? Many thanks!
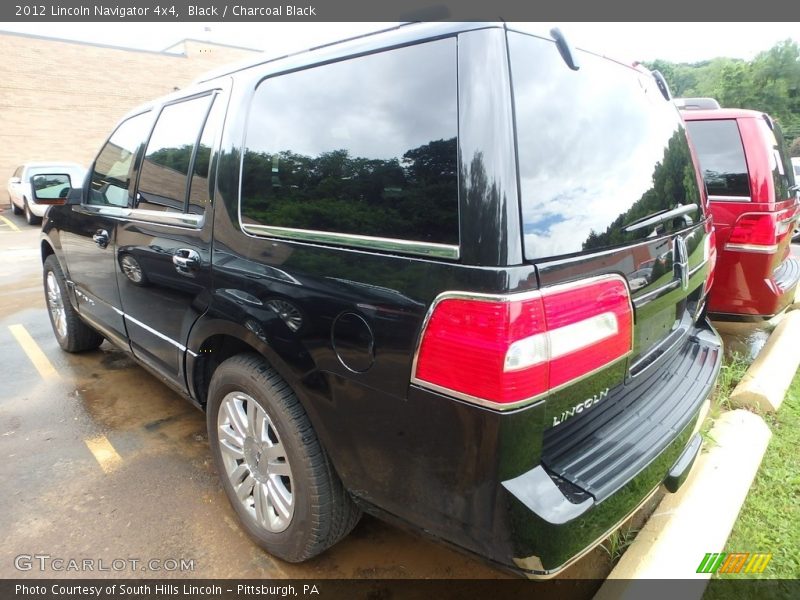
[681,105,800,320]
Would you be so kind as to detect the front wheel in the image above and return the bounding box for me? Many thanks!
[207,354,360,562]
[43,255,104,352]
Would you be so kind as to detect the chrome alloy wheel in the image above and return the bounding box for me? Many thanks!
[46,271,67,339]
[217,392,295,532]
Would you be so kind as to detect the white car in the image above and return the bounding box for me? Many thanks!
[792,156,800,179]
[7,162,86,225]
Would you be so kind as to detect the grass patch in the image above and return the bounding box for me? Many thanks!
[601,526,639,564]
[713,353,750,409]
[706,369,800,588]
[700,353,751,447]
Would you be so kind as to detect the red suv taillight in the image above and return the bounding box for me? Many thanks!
[705,229,717,293]
[725,212,791,253]
[412,276,632,409]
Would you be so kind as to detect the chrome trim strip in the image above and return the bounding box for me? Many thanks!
[113,306,187,352]
[708,195,752,202]
[632,280,680,305]
[241,223,460,260]
[633,256,708,308]
[79,205,203,228]
[128,209,204,228]
[724,243,779,254]
[411,354,629,411]
[409,274,634,412]
[81,205,128,218]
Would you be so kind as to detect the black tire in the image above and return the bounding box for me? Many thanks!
[43,255,104,352]
[207,354,360,562]
[10,197,22,215]
[24,199,41,225]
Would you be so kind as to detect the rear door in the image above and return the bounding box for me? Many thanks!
[507,30,710,379]
[115,89,226,388]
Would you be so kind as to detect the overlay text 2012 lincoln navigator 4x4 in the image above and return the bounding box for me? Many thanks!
[36,23,721,577]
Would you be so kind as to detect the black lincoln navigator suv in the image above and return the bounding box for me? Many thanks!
[36,22,722,576]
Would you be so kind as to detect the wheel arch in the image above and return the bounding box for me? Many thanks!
[187,318,306,411]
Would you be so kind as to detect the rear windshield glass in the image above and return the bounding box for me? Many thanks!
[508,31,701,259]
[684,119,750,199]
[758,118,795,199]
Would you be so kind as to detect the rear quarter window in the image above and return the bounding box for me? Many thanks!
[240,38,459,252]
[684,119,751,199]
[508,31,702,259]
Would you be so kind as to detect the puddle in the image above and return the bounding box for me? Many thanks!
[713,321,772,361]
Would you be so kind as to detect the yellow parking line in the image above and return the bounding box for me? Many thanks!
[84,435,123,474]
[8,324,59,380]
[0,215,21,231]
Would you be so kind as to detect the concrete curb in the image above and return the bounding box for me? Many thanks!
[594,410,771,599]
[728,310,800,412]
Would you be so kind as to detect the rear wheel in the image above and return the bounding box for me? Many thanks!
[10,197,22,215]
[24,199,41,225]
[207,354,360,562]
[43,255,104,352]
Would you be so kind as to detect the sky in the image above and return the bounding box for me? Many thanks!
[0,22,798,64]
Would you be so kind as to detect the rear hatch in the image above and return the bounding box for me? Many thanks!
[507,29,718,500]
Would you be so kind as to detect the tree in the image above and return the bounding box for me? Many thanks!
[645,40,800,147]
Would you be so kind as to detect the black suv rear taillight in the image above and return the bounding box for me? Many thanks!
[412,275,633,409]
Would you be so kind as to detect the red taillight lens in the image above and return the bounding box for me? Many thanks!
[705,229,717,293]
[413,276,632,409]
[726,213,778,250]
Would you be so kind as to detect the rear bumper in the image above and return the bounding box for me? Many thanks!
[709,255,800,320]
[503,322,721,576]
[340,320,722,577]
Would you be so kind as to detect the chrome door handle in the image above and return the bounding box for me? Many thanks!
[173,248,200,272]
[92,229,109,248]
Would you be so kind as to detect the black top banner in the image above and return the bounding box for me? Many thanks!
[2,0,800,22]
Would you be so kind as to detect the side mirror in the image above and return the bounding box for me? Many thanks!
[30,174,79,206]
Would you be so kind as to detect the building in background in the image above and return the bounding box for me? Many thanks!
[0,31,259,204]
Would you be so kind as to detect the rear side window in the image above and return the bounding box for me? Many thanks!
[684,120,751,199]
[89,111,153,207]
[509,31,702,259]
[137,94,214,213]
[240,39,459,250]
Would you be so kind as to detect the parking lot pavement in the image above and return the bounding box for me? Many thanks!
[0,209,520,580]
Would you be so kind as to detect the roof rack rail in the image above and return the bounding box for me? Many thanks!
[674,97,721,110]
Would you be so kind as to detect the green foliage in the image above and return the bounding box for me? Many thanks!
[646,40,800,145]
[790,137,800,158]
[602,526,639,564]
[582,129,701,251]
[241,138,459,244]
